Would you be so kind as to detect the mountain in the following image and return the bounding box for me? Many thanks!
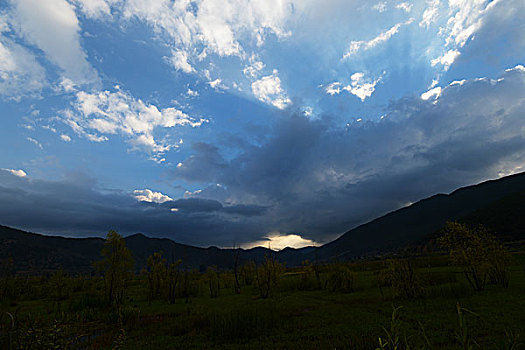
[2,172,525,274]
[0,226,103,274]
[0,225,313,274]
[316,172,525,260]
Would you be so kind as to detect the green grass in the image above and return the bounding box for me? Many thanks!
[1,253,524,349]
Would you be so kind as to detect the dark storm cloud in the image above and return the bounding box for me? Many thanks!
[2,67,525,247]
[0,170,267,246]
[171,66,525,244]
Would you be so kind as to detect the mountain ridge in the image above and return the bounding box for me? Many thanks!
[2,172,525,273]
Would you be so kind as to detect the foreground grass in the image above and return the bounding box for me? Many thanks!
[1,253,524,349]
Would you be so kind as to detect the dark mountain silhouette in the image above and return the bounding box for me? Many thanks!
[0,225,314,274]
[2,172,525,273]
[316,172,525,260]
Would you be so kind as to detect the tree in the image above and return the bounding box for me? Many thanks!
[206,266,220,298]
[241,260,256,286]
[255,253,284,298]
[95,230,134,306]
[146,252,166,301]
[232,243,241,294]
[166,260,181,304]
[438,222,509,291]
[386,259,419,298]
[324,263,356,293]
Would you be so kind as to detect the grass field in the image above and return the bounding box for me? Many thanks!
[1,251,524,349]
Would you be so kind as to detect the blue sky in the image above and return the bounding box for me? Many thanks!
[1,0,524,249]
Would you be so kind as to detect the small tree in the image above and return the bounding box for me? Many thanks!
[146,252,167,301]
[206,266,220,298]
[438,222,509,291]
[255,253,284,298]
[241,260,256,286]
[48,270,69,301]
[232,244,241,294]
[95,230,134,306]
[386,259,419,299]
[324,263,356,293]
[486,238,510,288]
[166,260,182,304]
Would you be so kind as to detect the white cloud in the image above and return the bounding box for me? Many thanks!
[169,49,194,73]
[325,82,342,95]
[251,70,291,109]
[0,21,46,99]
[122,0,294,59]
[420,86,442,100]
[325,73,382,101]
[62,88,207,155]
[208,78,224,89]
[85,133,108,142]
[186,88,199,97]
[428,0,512,73]
[396,2,413,12]
[444,0,492,48]
[419,0,440,28]
[506,64,525,73]
[134,189,173,203]
[373,2,387,12]
[449,79,466,86]
[72,0,112,19]
[303,106,313,117]
[27,137,43,149]
[59,77,77,93]
[343,72,381,101]
[12,0,97,84]
[431,49,460,70]
[343,18,414,59]
[184,189,203,198]
[243,58,265,78]
[60,134,72,142]
[2,169,27,177]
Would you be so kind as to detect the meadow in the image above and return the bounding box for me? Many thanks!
[1,247,524,349]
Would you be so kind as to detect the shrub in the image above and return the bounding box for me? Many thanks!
[438,222,510,291]
[206,266,220,298]
[255,254,285,298]
[324,263,356,293]
[48,270,70,301]
[386,259,420,299]
[241,261,256,286]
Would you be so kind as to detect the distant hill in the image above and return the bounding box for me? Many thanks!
[2,172,525,273]
[0,225,313,274]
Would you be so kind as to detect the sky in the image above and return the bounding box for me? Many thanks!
[1,0,524,250]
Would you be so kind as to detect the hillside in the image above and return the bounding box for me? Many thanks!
[317,172,525,260]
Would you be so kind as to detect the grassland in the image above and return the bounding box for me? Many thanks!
[1,251,524,349]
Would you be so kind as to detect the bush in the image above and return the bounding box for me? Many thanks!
[255,254,285,298]
[324,263,356,293]
[386,259,420,299]
[241,261,256,286]
[438,222,510,291]
[206,266,220,298]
